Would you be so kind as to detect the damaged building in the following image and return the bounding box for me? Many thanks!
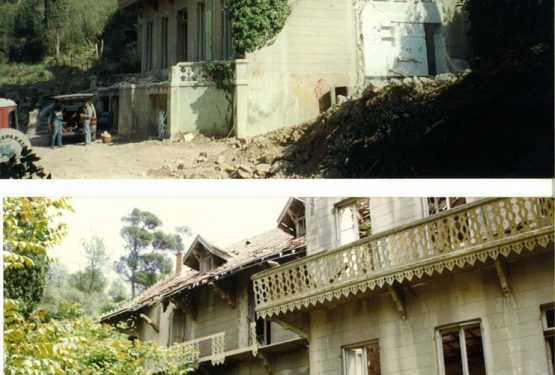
[102,197,554,374]
[97,0,472,140]
[101,198,309,374]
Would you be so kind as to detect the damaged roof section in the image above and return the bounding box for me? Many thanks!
[101,228,306,323]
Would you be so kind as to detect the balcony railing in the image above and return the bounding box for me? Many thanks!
[253,198,554,318]
[174,322,259,366]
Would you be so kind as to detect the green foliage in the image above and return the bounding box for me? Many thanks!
[0,0,124,65]
[204,61,236,93]
[9,0,47,63]
[3,197,72,313]
[0,147,51,179]
[116,209,177,298]
[4,300,196,374]
[225,0,290,57]
[460,0,553,64]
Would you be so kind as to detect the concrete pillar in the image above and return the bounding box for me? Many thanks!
[233,59,248,138]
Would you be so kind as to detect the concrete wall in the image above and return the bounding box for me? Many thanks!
[357,0,472,78]
[117,84,169,138]
[308,250,554,375]
[241,0,358,137]
[168,83,231,137]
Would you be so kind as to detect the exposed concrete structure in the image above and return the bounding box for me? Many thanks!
[100,0,472,140]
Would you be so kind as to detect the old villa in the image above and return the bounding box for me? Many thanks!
[96,0,472,140]
[101,197,554,374]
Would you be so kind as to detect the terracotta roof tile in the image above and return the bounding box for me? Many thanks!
[101,228,305,321]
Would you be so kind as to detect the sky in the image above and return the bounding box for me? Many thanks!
[49,197,289,281]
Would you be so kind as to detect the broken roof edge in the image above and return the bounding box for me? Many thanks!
[276,198,306,225]
[100,235,306,323]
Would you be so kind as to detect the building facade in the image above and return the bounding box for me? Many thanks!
[101,202,310,374]
[98,0,472,140]
[253,197,554,375]
[103,197,553,374]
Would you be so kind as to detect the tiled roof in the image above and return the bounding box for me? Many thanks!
[101,228,305,321]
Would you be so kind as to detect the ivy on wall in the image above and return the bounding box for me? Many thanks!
[225,0,291,58]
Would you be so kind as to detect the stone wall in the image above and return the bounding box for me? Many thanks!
[308,250,554,374]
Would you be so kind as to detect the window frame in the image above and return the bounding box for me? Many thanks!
[342,339,381,375]
[435,320,487,375]
[422,197,467,217]
[335,198,371,246]
[541,303,555,375]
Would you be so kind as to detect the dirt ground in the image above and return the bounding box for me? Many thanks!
[31,131,301,179]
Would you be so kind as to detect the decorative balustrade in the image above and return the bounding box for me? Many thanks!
[178,332,226,365]
[174,322,259,366]
[171,63,210,85]
[253,198,554,318]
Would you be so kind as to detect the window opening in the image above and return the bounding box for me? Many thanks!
[437,322,487,375]
[337,198,371,246]
[543,304,555,374]
[161,17,169,68]
[343,341,381,375]
[197,2,207,60]
[425,197,467,216]
[177,8,188,62]
[145,22,154,71]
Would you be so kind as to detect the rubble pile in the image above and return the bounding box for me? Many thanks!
[148,64,552,179]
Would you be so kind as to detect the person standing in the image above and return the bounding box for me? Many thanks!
[49,101,65,148]
[80,100,94,145]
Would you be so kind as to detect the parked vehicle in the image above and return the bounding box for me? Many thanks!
[46,93,96,143]
[0,98,18,130]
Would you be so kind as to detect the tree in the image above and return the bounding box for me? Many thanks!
[3,197,72,313]
[71,236,109,294]
[107,279,128,303]
[115,209,178,298]
[44,0,70,58]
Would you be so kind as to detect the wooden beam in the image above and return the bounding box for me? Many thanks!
[209,280,236,308]
[172,296,196,321]
[388,284,407,320]
[139,313,160,332]
[256,351,273,374]
[494,259,512,298]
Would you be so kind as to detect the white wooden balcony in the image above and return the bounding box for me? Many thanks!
[253,198,554,319]
[174,323,259,366]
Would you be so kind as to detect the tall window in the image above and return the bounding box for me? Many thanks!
[197,2,207,60]
[177,9,189,62]
[543,304,555,374]
[169,309,186,345]
[145,22,154,71]
[221,0,232,59]
[425,197,467,216]
[336,198,371,246]
[343,341,381,375]
[436,321,487,375]
[161,17,169,68]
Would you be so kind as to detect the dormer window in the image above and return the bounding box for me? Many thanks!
[277,198,306,239]
[183,235,231,273]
